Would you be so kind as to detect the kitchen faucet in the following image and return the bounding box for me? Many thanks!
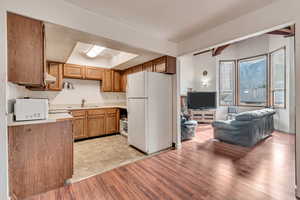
[81,99,86,107]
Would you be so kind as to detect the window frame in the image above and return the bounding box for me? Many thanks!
[219,60,236,106]
[269,46,286,109]
[236,54,269,107]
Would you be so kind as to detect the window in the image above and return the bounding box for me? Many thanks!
[238,55,268,106]
[270,47,286,108]
[219,61,235,106]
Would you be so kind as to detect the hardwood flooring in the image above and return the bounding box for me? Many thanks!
[25,125,296,200]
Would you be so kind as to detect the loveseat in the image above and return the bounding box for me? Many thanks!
[212,109,276,147]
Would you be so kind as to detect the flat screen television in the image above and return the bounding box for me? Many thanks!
[187,92,216,109]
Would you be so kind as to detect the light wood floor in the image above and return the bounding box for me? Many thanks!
[26,125,296,200]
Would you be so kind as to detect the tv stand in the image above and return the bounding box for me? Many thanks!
[189,109,216,124]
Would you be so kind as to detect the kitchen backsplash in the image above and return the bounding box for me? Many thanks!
[8,79,126,112]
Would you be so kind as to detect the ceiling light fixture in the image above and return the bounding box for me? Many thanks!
[86,45,106,58]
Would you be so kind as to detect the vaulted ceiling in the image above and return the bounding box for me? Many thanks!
[64,0,277,43]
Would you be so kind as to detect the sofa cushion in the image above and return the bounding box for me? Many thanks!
[235,109,275,121]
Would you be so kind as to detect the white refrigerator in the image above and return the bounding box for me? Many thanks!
[127,71,172,154]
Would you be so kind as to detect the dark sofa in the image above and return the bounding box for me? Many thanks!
[212,109,276,147]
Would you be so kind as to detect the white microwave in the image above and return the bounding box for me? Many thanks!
[14,98,49,121]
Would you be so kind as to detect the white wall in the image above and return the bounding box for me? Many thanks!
[179,54,195,95]
[180,34,295,133]
[7,80,126,111]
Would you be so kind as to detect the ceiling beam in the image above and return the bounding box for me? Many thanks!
[267,25,295,37]
[193,49,211,56]
[212,44,230,56]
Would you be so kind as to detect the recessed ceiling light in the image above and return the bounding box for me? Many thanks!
[86,45,106,58]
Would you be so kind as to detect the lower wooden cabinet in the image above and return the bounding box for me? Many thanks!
[8,121,73,199]
[71,108,120,140]
[106,113,118,134]
[87,114,106,137]
[73,116,86,140]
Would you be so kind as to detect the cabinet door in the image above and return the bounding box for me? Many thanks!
[101,69,113,92]
[153,57,167,73]
[47,62,63,91]
[87,114,106,137]
[106,110,119,134]
[73,117,86,140]
[120,72,127,92]
[85,66,104,80]
[8,121,73,199]
[7,12,44,86]
[113,71,121,92]
[63,64,84,79]
[143,61,153,72]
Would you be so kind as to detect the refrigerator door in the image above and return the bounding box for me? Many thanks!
[128,98,148,153]
[147,72,172,153]
[127,71,147,98]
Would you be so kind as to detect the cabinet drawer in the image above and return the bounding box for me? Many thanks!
[87,109,106,116]
[71,110,86,117]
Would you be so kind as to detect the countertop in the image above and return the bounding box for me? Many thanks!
[49,103,127,112]
[8,103,127,127]
[8,113,74,127]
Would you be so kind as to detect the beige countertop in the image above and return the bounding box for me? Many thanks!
[8,113,74,127]
[49,103,127,112]
[8,103,126,127]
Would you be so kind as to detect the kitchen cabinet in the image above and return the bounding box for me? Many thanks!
[71,110,87,140]
[101,69,113,92]
[124,56,176,76]
[85,66,104,80]
[113,70,122,92]
[63,64,85,79]
[71,108,120,140]
[87,114,106,137]
[106,113,118,134]
[153,56,176,74]
[143,61,154,72]
[120,71,128,92]
[8,121,73,199]
[47,62,63,91]
[73,117,86,140]
[7,12,45,86]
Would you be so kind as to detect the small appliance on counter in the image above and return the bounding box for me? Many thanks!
[14,98,49,121]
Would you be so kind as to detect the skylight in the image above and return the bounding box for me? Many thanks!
[86,45,106,58]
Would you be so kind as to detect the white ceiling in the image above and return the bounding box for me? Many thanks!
[45,22,162,69]
[64,0,277,43]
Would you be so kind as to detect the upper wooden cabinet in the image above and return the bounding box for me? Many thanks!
[101,69,113,92]
[63,64,84,79]
[120,71,128,92]
[153,56,176,74]
[85,66,104,80]
[7,12,45,86]
[47,62,63,91]
[143,61,154,72]
[113,71,121,92]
